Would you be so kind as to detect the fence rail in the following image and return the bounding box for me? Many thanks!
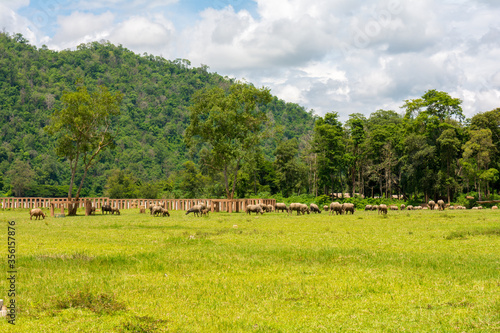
[0,197,276,215]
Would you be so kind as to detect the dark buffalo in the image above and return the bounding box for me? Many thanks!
[102,204,113,214]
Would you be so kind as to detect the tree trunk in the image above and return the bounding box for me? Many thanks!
[228,159,241,200]
[68,200,79,216]
[339,171,344,198]
[330,174,335,201]
[224,164,230,199]
[478,181,482,201]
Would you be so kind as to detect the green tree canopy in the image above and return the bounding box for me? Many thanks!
[185,81,272,199]
[45,83,122,213]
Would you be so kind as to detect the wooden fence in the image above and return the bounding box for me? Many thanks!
[0,197,276,215]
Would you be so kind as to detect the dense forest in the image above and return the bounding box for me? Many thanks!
[0,32,315,199]
[1,32,499,205]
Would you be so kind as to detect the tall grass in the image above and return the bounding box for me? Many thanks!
[0,208,499,332]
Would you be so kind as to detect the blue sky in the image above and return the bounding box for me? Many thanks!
[2,0,500,120]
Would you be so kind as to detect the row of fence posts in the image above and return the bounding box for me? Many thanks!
[0,197,277,216]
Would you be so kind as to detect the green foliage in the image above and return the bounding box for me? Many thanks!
[0,32,314,198]
[185,81,272,199]
[274,138,306,197]
[104,169,139,198]
[179,161,207,198]
[45,83,123,201]
[313,112,345,195]
[5,159,36,196]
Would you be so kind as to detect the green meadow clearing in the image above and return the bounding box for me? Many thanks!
[0,208,499,332]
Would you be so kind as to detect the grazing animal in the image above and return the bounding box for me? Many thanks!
[310,203,321,213]
[274,203,288,213]
[139,207,146,214]
[29,208,46,220]
[492,206,498,210]
[371,205,378,211]
[186,204,204,217]
[102,204,113,214]
[266,204,274,212]
[323,205,329,212]
[365,205,372,211]
[437,200,445,210]
[160,207,170,217]
[389,205,398,211]
[246,204,264,215]
[378,204,388,215]
[111,207,120,215]
[89,206,96,215]
[428,200,436,210]
[406,205,413,210]
[329,202,343,215]
[288,203,310,215]
[343,203,355,214]
[201,208,210,217]
[400,204,406,210]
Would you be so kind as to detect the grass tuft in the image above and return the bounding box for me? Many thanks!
[53,290,126,314]
[445,228,500,240]
[117,316,168,333]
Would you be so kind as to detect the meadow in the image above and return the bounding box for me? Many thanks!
[0,208,499,332]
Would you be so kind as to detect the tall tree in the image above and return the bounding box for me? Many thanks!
[460,129,497,200]
[45,83,122,214]
[185,81,272,199]
[274,138,305,197]
[365,110,403,198]
[345,114,367,197]
[313,112,345,198]
[402,89,464,122]
[436,123,462,202]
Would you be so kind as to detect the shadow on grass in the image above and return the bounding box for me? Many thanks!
[445,227,500,240]
[53,290,126,314]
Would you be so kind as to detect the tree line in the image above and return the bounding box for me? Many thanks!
[1,32,499,204]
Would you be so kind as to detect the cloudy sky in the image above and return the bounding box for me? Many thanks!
[1,0,499,120]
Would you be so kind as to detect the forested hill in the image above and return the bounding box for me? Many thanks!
[0,32,316,197]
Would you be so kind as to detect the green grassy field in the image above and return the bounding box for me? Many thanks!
[0,208,499,332]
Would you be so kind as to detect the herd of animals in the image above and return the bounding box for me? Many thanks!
[26,199,497,220]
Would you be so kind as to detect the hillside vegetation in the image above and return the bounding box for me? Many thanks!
[0,32,315,198]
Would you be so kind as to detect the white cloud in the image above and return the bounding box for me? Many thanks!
[0,0,40,44]
[108,15,175,55]
[51,11,115,47]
